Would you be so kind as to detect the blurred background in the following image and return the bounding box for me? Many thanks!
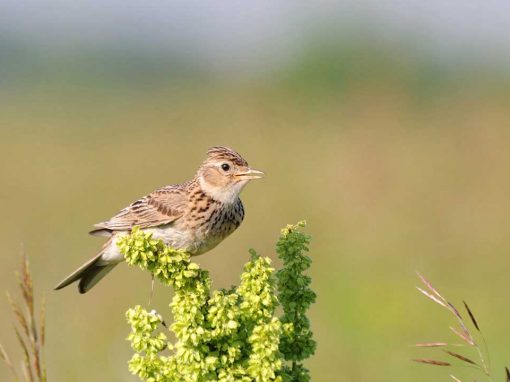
[1,1,510,381]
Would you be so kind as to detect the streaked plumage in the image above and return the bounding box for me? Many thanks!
[55,146,263,293]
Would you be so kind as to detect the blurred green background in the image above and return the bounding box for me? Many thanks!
[1,2,510,381]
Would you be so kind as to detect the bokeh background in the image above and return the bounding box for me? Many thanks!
[2,1,510,381]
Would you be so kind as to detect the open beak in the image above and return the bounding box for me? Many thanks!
[235,168,265,180]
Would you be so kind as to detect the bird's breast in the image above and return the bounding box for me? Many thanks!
[145,200,244,256]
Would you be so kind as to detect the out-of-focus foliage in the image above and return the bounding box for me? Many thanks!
[2,25,510,381]
[120,223,315,382]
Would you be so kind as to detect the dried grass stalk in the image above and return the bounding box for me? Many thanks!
[414,342,448,348]
[414,273,493,380]
[0,343,19,380]
[0,254,47,382]
[416,287,447,308]
[413,358,451,366]
[463,301,480,332]
[416,272,447,305]
[449,326,475,346]
[444,350,477,366]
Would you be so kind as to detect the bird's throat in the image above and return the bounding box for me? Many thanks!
[198,176,245,205]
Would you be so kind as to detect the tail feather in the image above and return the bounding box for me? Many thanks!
[55,240,118,293]
[77,264,116,294]
[89,228,113,237]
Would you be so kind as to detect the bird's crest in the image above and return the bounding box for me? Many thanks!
[206,146,248,166]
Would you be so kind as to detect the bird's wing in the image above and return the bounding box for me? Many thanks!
[90,185,187,234]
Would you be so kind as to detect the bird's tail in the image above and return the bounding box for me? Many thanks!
[54,240,118,294]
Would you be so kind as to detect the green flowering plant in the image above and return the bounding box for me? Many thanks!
[276,223,316,382]
[118,221,316,382]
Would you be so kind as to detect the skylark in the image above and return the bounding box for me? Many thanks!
[55,146,263,293]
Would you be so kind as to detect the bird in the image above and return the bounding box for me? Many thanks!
[55,146,264,294]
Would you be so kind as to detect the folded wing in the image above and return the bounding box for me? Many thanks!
[90,185,187,235]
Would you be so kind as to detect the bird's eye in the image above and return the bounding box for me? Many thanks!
[221,163,230,171]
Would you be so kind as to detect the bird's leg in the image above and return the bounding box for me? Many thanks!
[147,276,167,328]
[148,274,155,306]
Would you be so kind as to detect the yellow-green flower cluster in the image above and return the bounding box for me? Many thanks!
[276,222,316,382]
[119,223,315,382]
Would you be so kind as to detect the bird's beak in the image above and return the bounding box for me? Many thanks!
[235,168,265,180]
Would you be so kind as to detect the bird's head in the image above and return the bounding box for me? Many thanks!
[197,146,264,204]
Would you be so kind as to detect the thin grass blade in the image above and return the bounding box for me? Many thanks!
[417,287,447,307]
[19,255,34,318]
[444,350,477,365]
[414,342,448,347]
[413,358,451,366]
[40,296,46,347]
[450,326,475,346]
[416,272,447,304]
[6,293,30,338]
[463,301,480,331]
[447,302,463,321]
[13,326,34,382]
[0,343,11,365]
[0,343,20,380]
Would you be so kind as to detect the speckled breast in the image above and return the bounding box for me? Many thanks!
[147,197,245,256]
